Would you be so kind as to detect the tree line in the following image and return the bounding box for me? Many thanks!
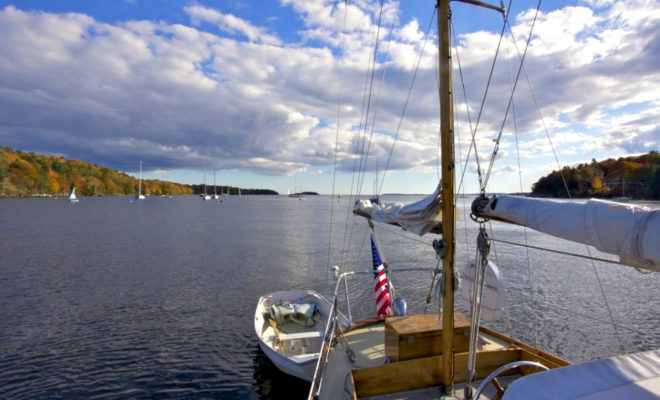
[531,151,660,199]
[0,146,274,197]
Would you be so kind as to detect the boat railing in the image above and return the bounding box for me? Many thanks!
[309,270,358,399]
[309,266,437,399]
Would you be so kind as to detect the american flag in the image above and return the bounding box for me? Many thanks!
[371,236,392,318]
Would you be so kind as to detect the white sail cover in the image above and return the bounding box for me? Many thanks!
[355,182,443,236]
[478,196,660,272]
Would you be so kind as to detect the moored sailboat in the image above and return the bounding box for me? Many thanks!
[68,186,79,203]
[136,160,146,200]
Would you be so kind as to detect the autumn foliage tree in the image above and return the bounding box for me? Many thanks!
[0,146,194,197]
[532,151,660,199]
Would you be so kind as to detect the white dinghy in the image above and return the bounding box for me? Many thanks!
[254,290,349,381]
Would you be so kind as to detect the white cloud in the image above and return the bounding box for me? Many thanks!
[184,4,281,45]
[0,0,657,191]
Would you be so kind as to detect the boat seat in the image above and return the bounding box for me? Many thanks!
[503,349,660,400]
[278,330,324,341]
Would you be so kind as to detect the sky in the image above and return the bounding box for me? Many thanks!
[0,0,657,195]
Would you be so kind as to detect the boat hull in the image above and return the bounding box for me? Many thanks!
[254,290,346,382]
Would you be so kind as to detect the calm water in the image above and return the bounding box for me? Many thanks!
[1,195,658,399]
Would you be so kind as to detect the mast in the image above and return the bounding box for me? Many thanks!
[437,0,456,390]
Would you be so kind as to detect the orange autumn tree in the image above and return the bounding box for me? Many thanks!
[0,146,194,197]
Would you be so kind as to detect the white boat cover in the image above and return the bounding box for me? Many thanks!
[355,182,444,236]
[503,349,660,400]
[478,196,660,272]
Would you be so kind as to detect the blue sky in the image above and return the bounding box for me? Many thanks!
[0,0,657,195]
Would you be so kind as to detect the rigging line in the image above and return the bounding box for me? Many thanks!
[450,22,475,247]
[377,7,437,196]
[452,0,512,199]
[482,0,539,189]
[354,0,386,199]
[376,222,433,245]
[328,0,349,271]
[486,221,515,339]
[502,11,625,354]
[340,0,387,267]
[503,18,571,199]
[357,1,400,199]
[463,0,513,195]
[424,257,442,314]
[506,35,537,347]
[589,251,626,353]
[487,237,624,266]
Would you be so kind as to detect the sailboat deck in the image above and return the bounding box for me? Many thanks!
[317,317,564,399]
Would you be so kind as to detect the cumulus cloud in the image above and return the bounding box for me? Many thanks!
[184,4,281,45]
[0,0,656,191]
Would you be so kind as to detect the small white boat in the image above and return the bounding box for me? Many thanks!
[254,290,348,381]
[68,186,79,203]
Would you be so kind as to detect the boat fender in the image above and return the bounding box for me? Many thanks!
[393,298,407,316]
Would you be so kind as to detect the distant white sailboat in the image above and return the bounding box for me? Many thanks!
[213,169,220,199]
[68,186,79,203]
[136,160,145,200]
[202,170,211,200]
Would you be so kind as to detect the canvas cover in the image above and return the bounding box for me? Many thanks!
[503,349,660,400]
[355,182,444,236]
[477,196,660,272]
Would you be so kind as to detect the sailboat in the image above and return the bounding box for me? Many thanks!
[68,186,79,203]
[213,169,220,199]
[135,160,145,200]
[612,176,630,202]
[255,1,659,399]
[202,170,211,200]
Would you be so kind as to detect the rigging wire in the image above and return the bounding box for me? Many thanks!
[327,0,349,271]
[354,0,386,200]
[482,0,538,190]
[488,238,624,267]
[377,8,437,196]
[356,2,400,199]
[462,1,511,196]
[339,1,381,268]
[452,0,512,199]
[499,3,626,354]
[506,27,539,347]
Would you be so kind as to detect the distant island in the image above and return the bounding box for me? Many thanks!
[531,151,659,200]
[0,146,278,197]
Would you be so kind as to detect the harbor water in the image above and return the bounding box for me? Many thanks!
[1,195,658,399]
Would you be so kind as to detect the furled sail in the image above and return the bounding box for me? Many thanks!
[472,195,660,272]
[354,182,443,236]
